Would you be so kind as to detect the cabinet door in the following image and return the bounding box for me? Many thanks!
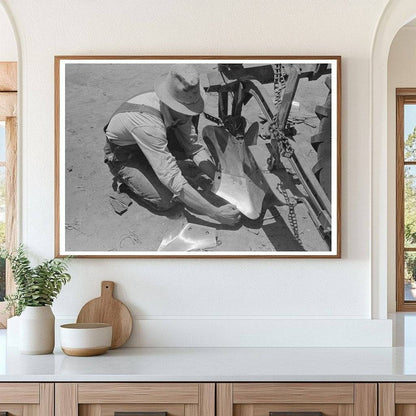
[55,383,215,416]
[217,383,377,416]
[0,383,53,416]
[379,383,416,416]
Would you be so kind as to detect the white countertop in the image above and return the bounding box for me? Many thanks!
[1,328,416,382]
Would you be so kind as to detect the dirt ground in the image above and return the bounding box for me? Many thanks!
[64,63,330,253]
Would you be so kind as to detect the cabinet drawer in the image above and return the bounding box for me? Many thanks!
[56,383,215,416]
[78,383,200,404]
[217,383,376,416]
[0,383,53,416]
[379,383,416,416]
[0,383,39,404]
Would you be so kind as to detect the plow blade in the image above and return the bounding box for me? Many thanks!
[202,124,267,220]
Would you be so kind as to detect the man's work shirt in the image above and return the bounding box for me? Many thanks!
[105,92,210,196]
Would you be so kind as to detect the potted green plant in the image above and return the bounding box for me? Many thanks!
[1,245,71,354]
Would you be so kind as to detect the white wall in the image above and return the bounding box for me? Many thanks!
[0,0,393,346]
[387,25,416,312]
[0,3,17,61]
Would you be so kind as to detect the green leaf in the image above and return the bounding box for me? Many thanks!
[5,245,72,314]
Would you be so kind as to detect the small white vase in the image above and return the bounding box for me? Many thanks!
[19,306,55,354]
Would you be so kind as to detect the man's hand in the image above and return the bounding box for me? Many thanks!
[178,184,241,226]
[214,204,241,226]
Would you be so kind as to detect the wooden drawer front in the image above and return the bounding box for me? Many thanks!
[78,383,200,404]
[0,383,53,416]
[218,384,376,416]
[379,383,416,416]
[234,404,346,416]
[394,384,416,404]
[80,403,186,416]
[57,383,215,416]
[233,384,354,404]
[0,383,39,404]
[0,404,25,416]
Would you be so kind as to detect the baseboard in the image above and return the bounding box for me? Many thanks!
[55,317,392,347]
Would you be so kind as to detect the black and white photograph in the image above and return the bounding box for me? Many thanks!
[55,57,340,257]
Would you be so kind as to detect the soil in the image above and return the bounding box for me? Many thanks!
[64,63,330,253]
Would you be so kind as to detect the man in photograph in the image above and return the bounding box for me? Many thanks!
[103,64,240,226]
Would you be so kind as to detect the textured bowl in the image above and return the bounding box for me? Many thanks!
[60,323,112,356]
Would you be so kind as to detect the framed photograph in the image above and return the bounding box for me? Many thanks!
[55,56,341,258]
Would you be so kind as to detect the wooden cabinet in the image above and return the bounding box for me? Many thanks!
[0,383,53,416]
[217,383,377,416]
[55,383,215,416]
[0,381,385,416]
[379,383,416,416]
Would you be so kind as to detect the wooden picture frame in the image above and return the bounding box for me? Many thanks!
[55,56,341,258]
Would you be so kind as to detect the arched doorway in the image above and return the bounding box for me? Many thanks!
[371,0,416,319]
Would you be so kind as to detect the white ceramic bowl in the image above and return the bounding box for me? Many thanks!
[60,323,112,356]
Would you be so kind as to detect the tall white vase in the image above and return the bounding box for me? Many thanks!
[19,306,55,354]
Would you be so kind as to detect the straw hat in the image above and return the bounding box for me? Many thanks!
[155,64,205,116]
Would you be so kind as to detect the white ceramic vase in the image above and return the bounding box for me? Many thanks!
[19,306,55,354]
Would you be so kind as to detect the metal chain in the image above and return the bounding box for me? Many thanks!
[203,112,223,126]
[272,64,286,108]
[268,65,294,160]
[278,185,303,247]
[271,64,302,248]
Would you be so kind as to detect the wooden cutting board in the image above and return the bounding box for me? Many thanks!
[76,281,133,349]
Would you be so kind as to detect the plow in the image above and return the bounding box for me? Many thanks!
[199,62,334,250]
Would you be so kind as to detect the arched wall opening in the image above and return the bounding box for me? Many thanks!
[387,18,416,313]
[371,0,416,319]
